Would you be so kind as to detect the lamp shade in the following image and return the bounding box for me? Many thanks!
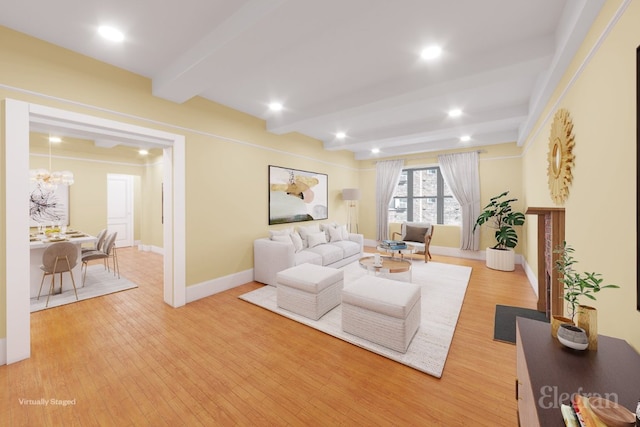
[342,188,361,201]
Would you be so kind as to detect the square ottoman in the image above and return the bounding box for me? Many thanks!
[276,263,344,320]
[341,276,421,353]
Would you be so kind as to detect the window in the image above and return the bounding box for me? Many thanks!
[389,167,461,225]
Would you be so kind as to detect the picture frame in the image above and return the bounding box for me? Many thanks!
[29,182,70,227]
[268,165,328,225]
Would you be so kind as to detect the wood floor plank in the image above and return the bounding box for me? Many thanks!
[3,246,539,426]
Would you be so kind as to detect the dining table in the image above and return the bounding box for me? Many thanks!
[29,230,97,298]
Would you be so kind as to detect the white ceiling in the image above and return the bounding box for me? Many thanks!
[0,0,605,160]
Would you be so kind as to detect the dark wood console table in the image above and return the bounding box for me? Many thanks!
[516,317,640,426]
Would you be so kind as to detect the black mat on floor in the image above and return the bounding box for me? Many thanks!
[493,304,549,344]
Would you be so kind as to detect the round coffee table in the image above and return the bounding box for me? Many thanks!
[359,256,412,282]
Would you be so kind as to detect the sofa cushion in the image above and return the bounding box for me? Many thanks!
[269,228,293,239]
[307,231,327,248]
[294,250,322,266]
[329,240,360,258]
[271,234,292,244]
[290,232,303,252]
[307,244,343,266]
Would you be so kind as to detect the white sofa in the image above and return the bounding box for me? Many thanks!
[254,223,364,286]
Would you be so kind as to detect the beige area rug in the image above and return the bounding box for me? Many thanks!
[30,264,138,312]
[239,259,472,378]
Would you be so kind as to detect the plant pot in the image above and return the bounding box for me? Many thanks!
[485,247,515,271]
[551,315,574,338]
[557,323,589,351]
[576,305,597,351]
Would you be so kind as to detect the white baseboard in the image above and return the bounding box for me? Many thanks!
[137,244,164,255]
[187,268,254,303]
[0,338,6,365]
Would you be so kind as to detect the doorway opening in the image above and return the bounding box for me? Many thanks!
[4,99,186,364]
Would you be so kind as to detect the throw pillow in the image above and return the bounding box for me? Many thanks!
[328,226,343,242]
[404,225,428,243]
[297,224,321,248]
[269,228,293,239]
[307,231,327,248]
[338,224,349,240]
[290,232,304,252]
[271,234,292,244]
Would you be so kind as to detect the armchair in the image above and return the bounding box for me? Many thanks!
[392,222,434,262]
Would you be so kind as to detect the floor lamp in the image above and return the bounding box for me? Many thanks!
[342,188,361,234]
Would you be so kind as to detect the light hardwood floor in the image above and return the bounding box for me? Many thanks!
[2,247,538,426]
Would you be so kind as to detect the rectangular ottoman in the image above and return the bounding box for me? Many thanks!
[341,276,421,353]
[276,263,344,320]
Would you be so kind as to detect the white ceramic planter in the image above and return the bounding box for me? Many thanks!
[485,247,515,271]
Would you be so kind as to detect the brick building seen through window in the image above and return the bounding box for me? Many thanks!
[389,167,461,225]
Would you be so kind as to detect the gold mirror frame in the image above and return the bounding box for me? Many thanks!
[547,108,575,204]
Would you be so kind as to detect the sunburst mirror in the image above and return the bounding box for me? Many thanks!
[547,108,575,204]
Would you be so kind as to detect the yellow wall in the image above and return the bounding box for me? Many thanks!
[522,0,639,348]
[0,26,359,339]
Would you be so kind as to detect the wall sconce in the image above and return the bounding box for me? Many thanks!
[342,188,361,233]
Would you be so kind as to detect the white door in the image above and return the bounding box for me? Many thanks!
[107,174,134,248]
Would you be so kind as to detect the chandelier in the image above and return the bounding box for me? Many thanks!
[29,136,74,189]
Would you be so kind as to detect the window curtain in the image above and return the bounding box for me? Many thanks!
[376,159,404,241]
[438,151,480,250]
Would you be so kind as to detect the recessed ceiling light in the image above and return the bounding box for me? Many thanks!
[336,132,346,139]
[138,149,149,155]
[448,108,462,118]
[371,148,380,154]
[421,45,442,60]
[48,136,62,143]
[460,135,471,142]
[98,25,125,42]
[269,102,283,111]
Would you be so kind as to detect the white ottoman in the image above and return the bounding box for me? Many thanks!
[276,263,344,320]
[341,276,421,353]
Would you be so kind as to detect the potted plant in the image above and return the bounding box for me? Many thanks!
[553,241,619,350]
[473,191,525,271]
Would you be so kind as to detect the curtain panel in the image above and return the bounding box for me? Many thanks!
[438,152,480,250]
[375,159,404,241]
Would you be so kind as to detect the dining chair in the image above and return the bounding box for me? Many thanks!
[82,228,107,254]
[37,242,79,307]
[81,232,119,285]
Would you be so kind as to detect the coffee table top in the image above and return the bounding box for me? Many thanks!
[359,256,411,273]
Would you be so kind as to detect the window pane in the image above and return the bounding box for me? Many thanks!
[413,198,436,223]
[443,197,461,225]
[388,198,407,223]
[395,171,408,197]
[413,169,437,197]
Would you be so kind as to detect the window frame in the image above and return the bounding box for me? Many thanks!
[390,166,460,225]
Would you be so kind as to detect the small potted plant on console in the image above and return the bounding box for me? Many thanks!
[553,241,619,351]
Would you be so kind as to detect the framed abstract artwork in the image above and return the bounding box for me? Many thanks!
[29,182,69,226]
[269,165,328,225]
